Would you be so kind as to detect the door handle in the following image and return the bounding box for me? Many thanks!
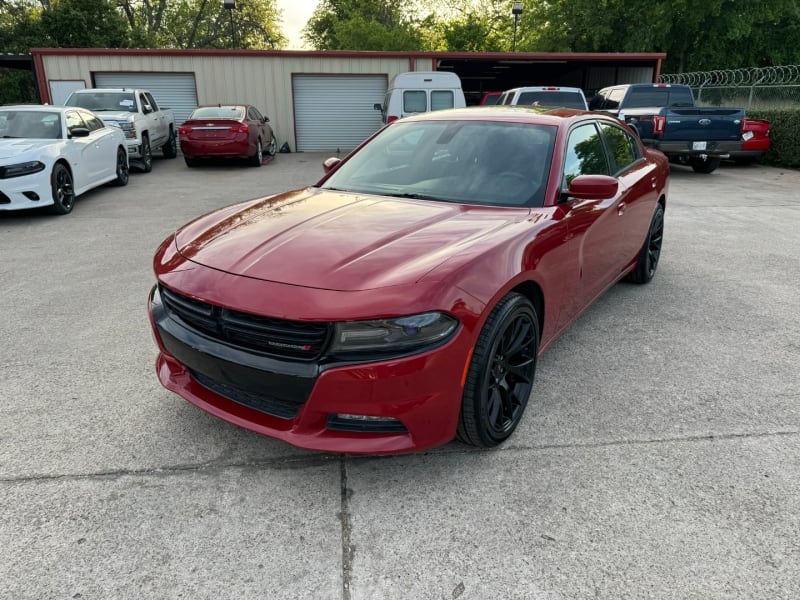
[617,201,626,215]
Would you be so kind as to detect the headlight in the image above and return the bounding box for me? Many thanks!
[0,160,46,179]
[329,312,458,355]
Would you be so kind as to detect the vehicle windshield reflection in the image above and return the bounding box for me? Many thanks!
[320,120,557,207]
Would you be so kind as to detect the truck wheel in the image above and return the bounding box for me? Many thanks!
[162,128,178,159]
[691,156,720,174]
[141,134,153,173]
[248,138,263,167]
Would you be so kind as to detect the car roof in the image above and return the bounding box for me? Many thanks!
[505,86,585,93]
[0,104,67,113]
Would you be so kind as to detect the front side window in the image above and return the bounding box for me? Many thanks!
[320,120,557,207]
[145,93,159,111]
[430,91,454,111]
[600,123,640,173]
[562,123,609,187]
[403,91,427,113]
[65,110,89,135]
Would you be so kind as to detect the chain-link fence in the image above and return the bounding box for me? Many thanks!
[660,66,800,109]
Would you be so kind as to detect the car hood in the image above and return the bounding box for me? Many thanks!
[174,188,528,291]
[0,139,56,160]
[95,111,135,121]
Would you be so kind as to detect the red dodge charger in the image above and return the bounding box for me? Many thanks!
[149,107,669,454]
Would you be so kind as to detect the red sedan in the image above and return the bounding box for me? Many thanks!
[178,104,277,167]
[149,107,669,454]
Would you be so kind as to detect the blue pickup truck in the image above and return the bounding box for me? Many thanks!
[589,83,745,174]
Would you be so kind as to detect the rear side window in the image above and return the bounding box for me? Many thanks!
[516,91,586,109]
[430,90,454,111]
[625,87,694,108]
[403,91,427,113]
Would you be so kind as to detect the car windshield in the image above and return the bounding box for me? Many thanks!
[0,110,62,139]
[65,92,137,113]
[189,106,245,120]
[320,120,557,207]
[517,91,586,109]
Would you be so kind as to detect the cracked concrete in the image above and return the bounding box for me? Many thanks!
[1,155,799,599]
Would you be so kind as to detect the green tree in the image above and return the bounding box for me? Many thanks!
[303,0,424,50]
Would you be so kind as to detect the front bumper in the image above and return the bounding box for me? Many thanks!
[149,285,473,454]
[0,170,53,211]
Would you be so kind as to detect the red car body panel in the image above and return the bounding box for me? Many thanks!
[150,107,669,453]
[740,118,771,153]
[178,104,271,159]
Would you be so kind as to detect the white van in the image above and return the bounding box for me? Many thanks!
[375,71,466,124]
[496,86,589,110]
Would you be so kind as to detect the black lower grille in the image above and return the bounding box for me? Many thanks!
[326,415,408,433]
[190,369,301,419]
[0,191,10,204]
[160,285,331,361]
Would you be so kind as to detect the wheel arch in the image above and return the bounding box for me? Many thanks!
[507,280,545,342]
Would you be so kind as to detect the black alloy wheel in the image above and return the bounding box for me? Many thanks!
[457,293,539,447]
[249,138,263,167]
[627,203,664,284]
[113,147,129,186]
[141,134,153,173]
[49,163,76,215]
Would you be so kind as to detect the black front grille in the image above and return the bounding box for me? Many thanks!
[190,370,301,419]
[160,285,331,361]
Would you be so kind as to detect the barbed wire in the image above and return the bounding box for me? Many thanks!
[660,65,800,87]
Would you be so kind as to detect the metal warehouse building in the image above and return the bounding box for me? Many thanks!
[30,48,665,152]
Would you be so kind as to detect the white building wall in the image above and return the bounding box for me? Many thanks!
[40,53,425,152]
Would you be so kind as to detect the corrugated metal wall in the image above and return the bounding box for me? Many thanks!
[40,54,427,152]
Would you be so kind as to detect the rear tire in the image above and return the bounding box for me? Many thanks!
[249,138,263,167]
[457,293,539,447]
[691,156,720,174]
[626,203,664,284]
[266,133,278,157]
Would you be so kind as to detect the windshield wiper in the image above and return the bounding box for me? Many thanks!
[388,192,448,202]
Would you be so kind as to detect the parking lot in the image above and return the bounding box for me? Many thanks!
[1,153,799,599]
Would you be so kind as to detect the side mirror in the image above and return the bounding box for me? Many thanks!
[263,116,270,123]
[566,174,618,200]
[322,157,342,174]
[69,127,91,138]
[373,103,382,111]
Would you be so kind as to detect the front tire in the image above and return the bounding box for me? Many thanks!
[627,203,664,284]
[141,134,153,173]
[49,163,76,215]
[457,293,539,447]
[249,138,263,167]
[113,147,129,186]
[162,128,177,159]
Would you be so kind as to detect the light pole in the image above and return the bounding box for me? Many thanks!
[224,0,236,48]
[512,1,524,52]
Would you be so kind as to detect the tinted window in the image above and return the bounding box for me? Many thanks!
[516,91,586,109]
[249,107,264,121]
[563,123,609,187]
[321,120,557,207]
[65,110,88,134]
[430,90,454,111]
[403,91,427,113]
[600,123,640,173]
[145,92,159,111]
[80,110,105,131]
[499,92,514,105]
[624,86,694,108]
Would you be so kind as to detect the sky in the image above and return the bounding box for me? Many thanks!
[278,0,319,49]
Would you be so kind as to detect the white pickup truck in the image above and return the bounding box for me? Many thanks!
[64,88,177,172]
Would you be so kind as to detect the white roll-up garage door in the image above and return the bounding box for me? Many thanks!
[293,75,386,152]
[94,73,198,124]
